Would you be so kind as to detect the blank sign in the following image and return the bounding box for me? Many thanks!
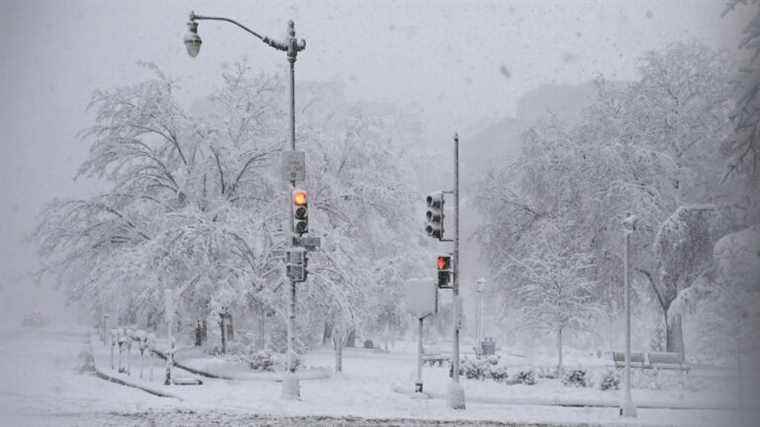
[404,278,437,319]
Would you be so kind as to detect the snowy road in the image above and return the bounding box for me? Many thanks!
[0,325,752,426]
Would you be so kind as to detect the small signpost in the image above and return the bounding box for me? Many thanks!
[282,151,306,183]
[293,236,321,251]
[405,278,438,394]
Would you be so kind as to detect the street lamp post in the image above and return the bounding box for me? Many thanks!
[476,278,486,345]
[183,11,306,400]
[620,214,638,418]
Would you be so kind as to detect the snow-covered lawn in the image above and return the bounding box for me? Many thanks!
[1,325,752,426]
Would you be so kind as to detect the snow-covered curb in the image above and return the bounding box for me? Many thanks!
[87,336,182,400]
[177,355,333,382]
[391,385,737,410]
[150,348,234,380]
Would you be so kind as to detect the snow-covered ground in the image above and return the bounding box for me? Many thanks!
[1,323,755,426]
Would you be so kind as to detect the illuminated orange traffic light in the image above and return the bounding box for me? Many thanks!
[293,190,307,206]
[293,189,309,235]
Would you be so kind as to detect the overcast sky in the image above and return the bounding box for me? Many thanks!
[0,0,747,293]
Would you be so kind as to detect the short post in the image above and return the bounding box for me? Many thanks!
[416,316,424,393]
[164,289,174,385]
[125,330,132,375]
[148,333,155,382]
[110,328,117,370]
[117,329,125,373]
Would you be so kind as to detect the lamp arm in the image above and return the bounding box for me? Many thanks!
[190,12,288,51]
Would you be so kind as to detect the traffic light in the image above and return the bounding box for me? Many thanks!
[425,191,445,240]
[293,189,308,236]
[436,255,452,289]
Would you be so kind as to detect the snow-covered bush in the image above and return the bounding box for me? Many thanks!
[249,350,275,371]
[599,369,620,391]
[562,369,588,387]
[487,364,509,383]
[363,339,374,349]
[536,367,557,379]
[515,369,537,385]
[456,358,510,382]
[459,358,485,380]
[76,350,95,374]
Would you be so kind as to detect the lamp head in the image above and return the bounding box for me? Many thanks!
[184,18,202,58]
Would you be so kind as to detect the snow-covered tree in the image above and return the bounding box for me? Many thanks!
[501,233,602,374]
[723,0,760,187]
[475,41,736,357]
[33,62,426,356]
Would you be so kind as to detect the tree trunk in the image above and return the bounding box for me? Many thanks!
[219,315,226,354]
[557,327,564,377]
[322,321,333,345]
[333,331,344,373]
[346,329,356,348]
[227,314,234,340]
[666,313,685,360]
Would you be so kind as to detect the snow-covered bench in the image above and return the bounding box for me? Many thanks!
[612,351,689,372]
[422,353,450,367]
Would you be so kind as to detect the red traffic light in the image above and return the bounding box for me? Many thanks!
[437,256,450,271]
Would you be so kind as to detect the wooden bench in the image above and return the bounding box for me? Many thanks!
[612,351,689,372]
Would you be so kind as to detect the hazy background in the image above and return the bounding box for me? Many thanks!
[0,0,747,323]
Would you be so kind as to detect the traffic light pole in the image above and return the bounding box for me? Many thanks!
[448,133,466,409]
[283,21,303,401]
[182,13,305,400]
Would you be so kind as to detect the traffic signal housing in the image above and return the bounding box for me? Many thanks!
[437,255,452,289]
[425,191,445,240]
[293,189,309,236]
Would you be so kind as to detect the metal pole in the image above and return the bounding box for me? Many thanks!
[282,20,300,400]
[416,316,424,393]
[447,133,466,409]
[621,229,636,417]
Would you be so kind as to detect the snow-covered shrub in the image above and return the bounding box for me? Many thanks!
[76,350,95,374]
[536,366,557,379]
[459,358,485,380]
[363,339,374,349]
[599,369,620,391]
[515,369,537,385]
[562,369,588,387]
[486,354,500,365]
[249,351,275,371]
[487,364,509,382]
